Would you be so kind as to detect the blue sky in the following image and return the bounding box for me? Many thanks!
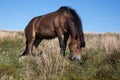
[0,0,120,33]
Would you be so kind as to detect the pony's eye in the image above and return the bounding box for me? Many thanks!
[76,45,80,49]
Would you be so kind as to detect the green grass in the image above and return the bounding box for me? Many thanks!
[0,31,120,80]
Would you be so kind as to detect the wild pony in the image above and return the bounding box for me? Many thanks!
[20,6,85,61]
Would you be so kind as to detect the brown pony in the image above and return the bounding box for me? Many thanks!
[20,6,85,61]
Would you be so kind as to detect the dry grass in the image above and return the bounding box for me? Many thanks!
[0,30,69,80]
[85,32,120,54]
[0,30,120,80]
[19,38,68,80]
[0,30,24,43]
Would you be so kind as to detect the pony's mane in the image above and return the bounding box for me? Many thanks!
[59,6,85,47]
[59,6,70,10]
[59,6,82,30]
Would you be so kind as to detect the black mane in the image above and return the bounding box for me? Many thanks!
[59,6,85,47]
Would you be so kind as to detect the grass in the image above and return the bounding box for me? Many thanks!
[0,30,120,80]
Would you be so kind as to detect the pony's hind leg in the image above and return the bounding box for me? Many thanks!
[33,39,42,48]
[20,29,35,57]
[20,39,34,57]
[20,41,28,57]
[32,38,42,55]
[27,39,34,56]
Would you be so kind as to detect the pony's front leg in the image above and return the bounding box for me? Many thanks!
[58,34,66,57]
[63,33,69,56]
[56,29,66,56]
[59,40,65,56]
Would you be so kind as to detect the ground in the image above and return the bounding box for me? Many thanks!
[0,30,120,80]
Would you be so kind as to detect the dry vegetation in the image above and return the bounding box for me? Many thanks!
[0,30,120,80]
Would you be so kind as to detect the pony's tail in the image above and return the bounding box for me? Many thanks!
[69,8,86,48]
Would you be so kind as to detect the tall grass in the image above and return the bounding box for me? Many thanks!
[0,30,68,80]
[19,38,68,80]
[0,30,24,43]
[0,30,120,80]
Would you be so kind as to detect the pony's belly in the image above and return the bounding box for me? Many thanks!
[36,31,56,39]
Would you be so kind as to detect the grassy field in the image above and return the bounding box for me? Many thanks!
[0,30,120,80]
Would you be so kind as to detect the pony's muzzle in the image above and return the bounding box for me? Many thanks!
[70,54,81,61]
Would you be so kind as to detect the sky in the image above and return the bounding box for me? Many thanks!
[0,0,120,33]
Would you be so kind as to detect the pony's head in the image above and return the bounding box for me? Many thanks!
[69,39,83,61]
